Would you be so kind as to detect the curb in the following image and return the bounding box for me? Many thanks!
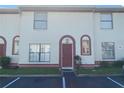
[77,74,123,77]
[0,74,61,77]
[0,74,123,77]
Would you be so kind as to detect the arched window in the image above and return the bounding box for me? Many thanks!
[0,36,6,56]
[12,36,19,55]
[81,35,91,55]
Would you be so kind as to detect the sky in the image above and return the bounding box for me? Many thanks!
[0,0,124,5]
[0,5,123,9]
[0,5,17,8]
[0,0,124,8]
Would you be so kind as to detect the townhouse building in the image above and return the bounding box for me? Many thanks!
[0,6,124,69]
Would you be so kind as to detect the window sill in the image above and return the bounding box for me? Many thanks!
[102,58,115,61]
[29,62,50,64]
[33,29,47,32]
[100,28,113,30]
[12,54,19,55]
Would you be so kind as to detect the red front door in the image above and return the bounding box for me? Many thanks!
[0,44,5,56]
[62,44,72,67]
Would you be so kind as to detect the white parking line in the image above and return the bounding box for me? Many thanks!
[107,77,124,88]
[3,77,20,88]
[62,76,66,88]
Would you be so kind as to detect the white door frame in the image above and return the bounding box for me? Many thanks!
[59,35,75,70]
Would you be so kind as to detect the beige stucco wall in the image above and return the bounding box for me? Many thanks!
[94,13,124,61]
[1,10,124,65]
[19,12,95,65]
[0,14,20,63]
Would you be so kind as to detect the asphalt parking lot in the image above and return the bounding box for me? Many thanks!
[0,72,124,88]
[0,77,62,88]
[63,72,124,88]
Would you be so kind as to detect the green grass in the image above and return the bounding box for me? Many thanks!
[0,67,123,75]
[0,67,60,75]
[78,67,123,75]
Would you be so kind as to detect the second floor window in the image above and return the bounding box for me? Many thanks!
[100,13,113,29]
[34,12,47,30]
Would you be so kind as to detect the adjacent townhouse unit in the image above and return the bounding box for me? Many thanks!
[0,5,124,69]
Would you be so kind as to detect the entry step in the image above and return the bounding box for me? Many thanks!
[61,69,74,72]
[62,70,76,77]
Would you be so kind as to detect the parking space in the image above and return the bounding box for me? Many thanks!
[65,76,123,88]
[107,76,124,87]
[0,74,124,88]
[0,76,62,88]
[0,77,17,88]
[63,72,124,88]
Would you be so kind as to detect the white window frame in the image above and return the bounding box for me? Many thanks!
[100,13,113,29]
[12,36,20,55]
[81,35,91,55]
[34,12,48,30]
[102,42,115,59]
[29,43,50,62]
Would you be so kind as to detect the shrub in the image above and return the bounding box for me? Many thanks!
[74,55,82,74]
[100,61,110,67]
[0,56,11,68]
[112,61,124,67]
[74,55,81,64]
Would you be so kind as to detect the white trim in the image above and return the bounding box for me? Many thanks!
[62,67,73,69]
[72,43,74,69]
[107,77,124,88]
[3,77,20,88]
[61,43,63,68]
[62,76,66,88]
[29,62,50,64]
